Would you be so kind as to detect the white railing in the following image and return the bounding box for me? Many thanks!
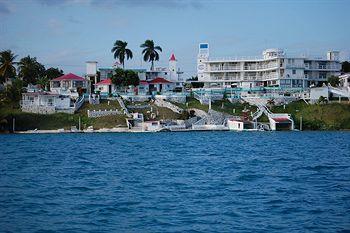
[87,109,122,118]
[210,64,278,71]
[117,97,130,115]
[154,99,183,114]
[305,65,341,70]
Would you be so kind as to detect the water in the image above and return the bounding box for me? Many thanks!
[0,132,349,233]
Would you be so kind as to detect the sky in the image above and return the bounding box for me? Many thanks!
[0,0,349,78]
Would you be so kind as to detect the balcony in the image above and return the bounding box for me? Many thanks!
[209,64,278,72]
[305,65,341,70]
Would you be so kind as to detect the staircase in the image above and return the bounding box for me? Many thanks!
[117,97,130,115]
[154,99,183,114]
[328,86,350,99]
[74,95,85,111]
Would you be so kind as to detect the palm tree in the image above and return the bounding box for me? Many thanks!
[18,56,45,85]
[140,40,162,70]
[0,50,17,84]
[111,40,133,69]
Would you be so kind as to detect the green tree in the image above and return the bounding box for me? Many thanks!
[187,76,204,88]
[0,50,17,84]
[111,40,133,69]
[342,61,350,73]
[4,77,24,103]
[18,56,45,85]
[140,40,162,70]
[111,68,140,90]
[327,75,340,87]
[112,68,125,87]
[37,75,49,91]
[45,67,64,80]
[125,70,139,87]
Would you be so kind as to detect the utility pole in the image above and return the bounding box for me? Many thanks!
[78,117,81,131]
[12,117,15,133]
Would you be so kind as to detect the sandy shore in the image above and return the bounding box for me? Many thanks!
[16,126,229,134]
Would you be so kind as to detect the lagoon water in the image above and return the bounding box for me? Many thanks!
[0,132,349,232]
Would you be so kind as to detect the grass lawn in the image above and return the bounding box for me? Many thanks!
[269,101,350,130]
[1,97,349,131]
[0,99,127,131]
[127,101,185,121]
[173,97,256,116]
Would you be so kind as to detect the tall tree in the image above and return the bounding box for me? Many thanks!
[342,61,350,73]
[0,50,17,84]
[111,68,139,90]
[45,67,64,80]
[111,40,133,69]
[18,56,45,85]
[140,40,162,71]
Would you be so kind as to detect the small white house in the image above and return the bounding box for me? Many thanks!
[94,78,117,95]
[148,77,175,94]
[142,121,161,132]
[21,92,73,114]
[50,73,89,98]
[268,114,294,131]
[227,119,256,131]
[137,80,149,95]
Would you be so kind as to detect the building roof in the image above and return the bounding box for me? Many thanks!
[95,78,112,85]
[272,117,291,123]
[169,53,177,61]
[149,77,172,84]
[52,73,85,81]
[139,80,149,85]
[22,92,65,97]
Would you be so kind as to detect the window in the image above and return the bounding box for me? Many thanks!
[292,70,296,75]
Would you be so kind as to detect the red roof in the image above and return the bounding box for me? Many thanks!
[272,117,291,123]
[169,53,176,61]
[149,77,172,84]
[95,78,112,85]
[52,73,85,81]
[139,80,149,85]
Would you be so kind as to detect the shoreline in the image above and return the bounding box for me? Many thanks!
[8,128,350,134]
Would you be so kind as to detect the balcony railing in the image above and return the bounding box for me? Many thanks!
[209,64,278,71]
[305,65,341,70]
[211,74,277,81]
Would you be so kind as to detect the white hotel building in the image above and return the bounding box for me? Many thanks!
[197,43,341,89]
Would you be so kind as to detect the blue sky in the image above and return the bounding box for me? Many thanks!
[0,0,349,78]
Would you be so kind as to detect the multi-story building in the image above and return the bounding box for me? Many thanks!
[93,53,184,83]
[197,43,341,89]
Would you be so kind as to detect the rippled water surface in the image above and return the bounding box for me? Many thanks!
[0,132,350,232]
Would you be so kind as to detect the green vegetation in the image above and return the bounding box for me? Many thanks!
[173,97,256,116]
[111,68,139,88]
[268,101,350,130]
[1,97,349,132]
[0,50,17,83]
[0,100,127,132]
[327,75,340,87]
[140,40,162,70]
[18,56,45,85]
[111,40,133,69]
[342,61,350,73]
[185,76,204,88]
[126,100,185,121]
